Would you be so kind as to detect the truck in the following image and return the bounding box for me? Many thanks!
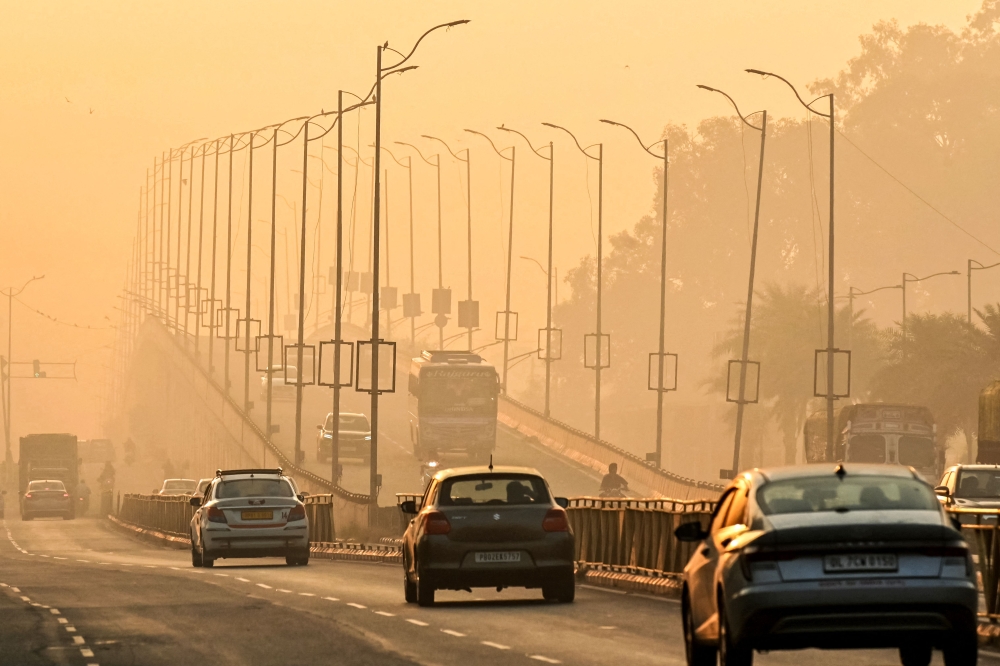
[803,404,941,481]
[19,434,78,497]
[978,381,1000,463]
[407,350,500,463]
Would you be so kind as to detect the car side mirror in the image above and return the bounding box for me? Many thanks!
[297,494,306,502]
[554,497,569,509]
[399,500,418,515]
[189,496,201,507]
[674,521,708,543]
[934,485,951,497]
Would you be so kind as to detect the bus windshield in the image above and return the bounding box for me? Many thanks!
[420,369,497,416]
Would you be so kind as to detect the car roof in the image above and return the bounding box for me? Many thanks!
[756,463,919,483]
[163,478,198,484]
[432,465,544,482]
[29,479,64,484]
[949,464,1000,471]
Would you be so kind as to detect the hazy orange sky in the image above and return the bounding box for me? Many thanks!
[0,0,986,439]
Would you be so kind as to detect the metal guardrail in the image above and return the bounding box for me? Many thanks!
[948,506,1000,617]
[118,493,194,537]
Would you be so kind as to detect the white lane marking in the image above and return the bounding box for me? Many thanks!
[66,626,77,632]
[441,629,465,637]
[236,577,251,583]
[10,587,19,593]
[346,602,367,609]
[53,557,67,560]
[215,574,229,577]
[0,583,6,587]
[72,635,85,645]
[322,596,340,602]
[144,565,156,569]
[169,567,180,571]
[298,592,315,597]
[57,618,68,625]
[20,596,30,601]
[256,584,272,589]
[530,656,561,664]
[50,609,61,615]
[189,570,205,575]
[121,562,134,566]
[579,584,627,595]
[39,554,50,558]
[80,648,94,658]
[31,603,42,607]
[406,619,429,627]
[600,626,616,630]
[276,589,292,594]
[481,641,510,650]
[374,611,395,617]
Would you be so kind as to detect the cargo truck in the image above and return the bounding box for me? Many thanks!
[19,433,78,497]
[978,381,1000,463]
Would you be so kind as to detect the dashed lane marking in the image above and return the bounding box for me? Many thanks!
[72,636,85,645]
[276,589,292,594]
[481,641,510,650]
[322,596,340,602]
[441,629,465,637]
[77,560,90,563]
[80,648,94,658]
[236,577,251,582]
[215,574,229,577]
[66,626,76,632]
[600,626,616,630]
[256,584,272,589]
[299,592,315,597]
[347,602,367,609]
[50,609,61,615]
[374,611,395,617]
[529,656,561,664]
[57,618,67,625]
[20,596,30,601]
[53,557,67,560]
[406,619,429,627]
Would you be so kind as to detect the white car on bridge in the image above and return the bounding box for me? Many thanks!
[189,468,309,567]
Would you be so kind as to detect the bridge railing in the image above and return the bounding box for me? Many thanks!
[118,493,194,537]
[948,507,1000,617]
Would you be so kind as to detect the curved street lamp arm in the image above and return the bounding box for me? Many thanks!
[599,119,664,158]
[463,129,511,160]
[970,260,1000,271]
[307,97,377,141]
[497,126,550,159]
[519,256,547,277]
[373,144,411,169]
[276,116,310,147]
[852,284,902,297]
[904,270,961,283]
[541,122,597,160]
[394,141,439,166]
[422,135,467,162]
[696,85,764,131]
[381,20,470,72]
[1,275,45,298]
[745,69,832,117]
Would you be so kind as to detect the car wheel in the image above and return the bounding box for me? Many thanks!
[942,629,977,666]
[202,554,215,568]
[899,643,932,666]
[416,570,435,607]
[682,592,717,666]
[191,541,203,567]
[404,569,418,604]
[718,594,752,666]
[543,571,575,603]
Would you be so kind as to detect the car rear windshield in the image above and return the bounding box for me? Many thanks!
[438,475,549,506]
[757,475,939,515]
[339,414,369,430]
[956,469,1000,498]
[215,478,294,499]
[164,479,197,490]
[27,480,65,491]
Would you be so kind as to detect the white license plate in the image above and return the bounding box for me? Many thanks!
[475,551,521,563]
[823,553,898,573]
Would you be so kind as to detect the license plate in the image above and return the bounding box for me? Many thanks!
[823,553,898,573]
[475,551,521,563]
[241,510,273,521]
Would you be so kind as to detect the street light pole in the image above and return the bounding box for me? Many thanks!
[698,85,767,478]
[465,130,516,394]
[499,127,555,418]
[377,145,416,346]
[968,260,1000,323]
[747,69,837,466]
[542,122,604,441]
[600,119,669,467]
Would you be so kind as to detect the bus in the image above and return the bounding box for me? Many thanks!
[407,350,500,463]
[803,404,942,481]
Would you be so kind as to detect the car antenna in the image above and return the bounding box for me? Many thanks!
[834,463,846,479]
[489,455,494,473]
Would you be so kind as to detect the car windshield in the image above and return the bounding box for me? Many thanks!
[438,475,549,506]
[846,435,885,463]
[898,436,936,468]
[339,414,369,431]
[956,470,1000,498]
[757,475,939,515]
[28,480,65,491]
[163,479,197,491]
[215,478,294,499]
[420,369,497,416]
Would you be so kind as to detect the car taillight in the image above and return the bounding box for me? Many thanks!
[421,510,451,535]
[740,546,797,580]
[287,505,306,522]
[23,493,31,499]
[543,508,569,532]
[63,493,70,498]
[207,507,228,524]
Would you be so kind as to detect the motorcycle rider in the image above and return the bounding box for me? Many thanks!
[76,479,92,516]
[599,463,629,497]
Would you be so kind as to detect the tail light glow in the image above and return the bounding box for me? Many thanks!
[286,505,306,522]
[207,507,228,524]
[421,510,451,535]
[543,507,569,532]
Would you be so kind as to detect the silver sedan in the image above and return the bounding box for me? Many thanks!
[675,463,977,666]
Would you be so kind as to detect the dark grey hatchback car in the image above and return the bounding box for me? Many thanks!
[400,466,575,606]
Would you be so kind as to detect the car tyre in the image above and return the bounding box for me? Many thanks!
[191,541,203,567]
[718,595,752,666]
[899,643,932,666]
[942,629,977,666]
[416,571,435,607]
[542,571,575,603]
[682,592,717,666]
[404,570,418,604]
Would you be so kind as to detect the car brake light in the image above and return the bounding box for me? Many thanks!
[287,505,306,522]
[740,546,797,580]
[207,507,228,524]
[63,493,70,498]
[543,508,569,532]
[422,510,451,535]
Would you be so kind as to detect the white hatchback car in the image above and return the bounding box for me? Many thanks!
[189,468,309,567]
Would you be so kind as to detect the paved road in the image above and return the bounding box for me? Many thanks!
[3,516,992,665]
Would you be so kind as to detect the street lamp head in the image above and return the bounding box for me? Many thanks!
[695,84,717,92]
[745,68,771,77]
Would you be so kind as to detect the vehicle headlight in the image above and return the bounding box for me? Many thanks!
[323,434,332,439]
[364,436,372,441]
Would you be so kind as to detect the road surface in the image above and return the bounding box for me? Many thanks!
[2,515,991,665]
